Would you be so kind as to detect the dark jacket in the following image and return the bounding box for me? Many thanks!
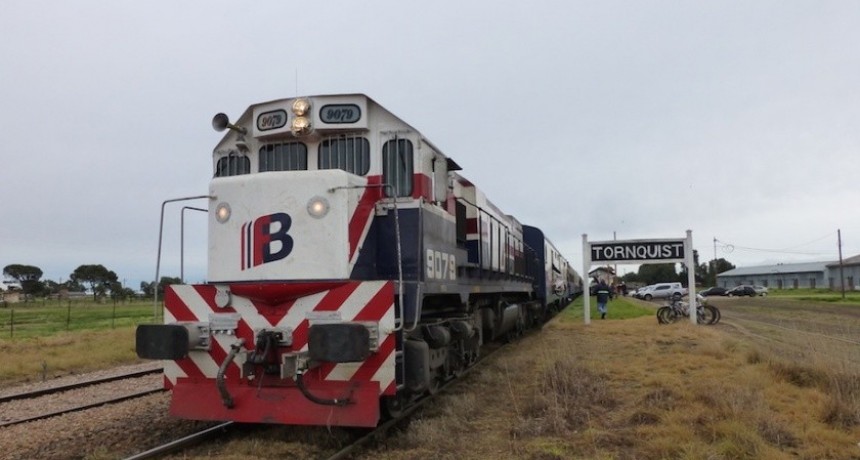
[595,283,611,303]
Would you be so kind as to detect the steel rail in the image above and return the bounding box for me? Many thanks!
[0,388,165,428]
[123,422,235,460]
[0,367,162,404]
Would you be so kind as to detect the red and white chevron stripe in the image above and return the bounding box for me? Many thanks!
[161,280,396,426]
[162,280,396,394]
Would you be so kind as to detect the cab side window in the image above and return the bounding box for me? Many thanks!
[382,139,413,197]
[215,154,250,177]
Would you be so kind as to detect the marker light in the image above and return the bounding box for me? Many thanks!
[307,196,330,219]
[291,116,312,136]
[292,98,311,116]
[215,202,231,223]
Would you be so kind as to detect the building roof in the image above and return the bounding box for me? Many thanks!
[826,254,860,268]
[717,261,834,278]
[588,266,615,276]
[0,281,23,291]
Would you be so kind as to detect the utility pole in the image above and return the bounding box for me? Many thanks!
[838,229,845,300]
[713,237,718,286]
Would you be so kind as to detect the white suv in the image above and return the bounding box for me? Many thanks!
[642,282,687,301]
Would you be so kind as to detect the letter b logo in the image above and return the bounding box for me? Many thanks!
[242,212,294,270]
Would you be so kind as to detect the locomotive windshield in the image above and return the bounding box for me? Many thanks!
[259,142,308,172]
[318,136,370,175]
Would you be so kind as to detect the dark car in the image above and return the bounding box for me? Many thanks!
[727,285,756,297]
[699,286,728,297]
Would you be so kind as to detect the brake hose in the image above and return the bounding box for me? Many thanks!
[295,371,353,407]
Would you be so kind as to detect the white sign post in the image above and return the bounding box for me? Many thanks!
[582,230,697,325]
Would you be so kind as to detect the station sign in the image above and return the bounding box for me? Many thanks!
[589,239,686,264]
[582,232,696,325]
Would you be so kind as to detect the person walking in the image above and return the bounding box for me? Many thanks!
[596,280,611,319]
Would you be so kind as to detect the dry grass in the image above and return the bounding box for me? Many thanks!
[20,296,854,459]
[0,327,142,384]
[369,312,860,460]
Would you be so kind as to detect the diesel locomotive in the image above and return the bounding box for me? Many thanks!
[136,94,581,427]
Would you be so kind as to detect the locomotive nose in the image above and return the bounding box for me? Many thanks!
[207,170,368,283]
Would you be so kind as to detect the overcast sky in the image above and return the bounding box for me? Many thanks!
[2,1,859,288]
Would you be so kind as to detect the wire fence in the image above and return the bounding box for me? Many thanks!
[0,298,158,339]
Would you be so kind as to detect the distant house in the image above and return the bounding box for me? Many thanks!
[826,254,860,290]
[0,280,23,303]
[588,266,615,284]
[0,280,23,291]
[716,255,860,290]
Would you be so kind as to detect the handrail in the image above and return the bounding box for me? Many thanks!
[153,195,214,321]
[180,206,208,283]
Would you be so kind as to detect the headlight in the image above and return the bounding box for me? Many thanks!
[291,116,312,135]
[215,202,231,223]
[307,196,329,219]
[291,98,311,116]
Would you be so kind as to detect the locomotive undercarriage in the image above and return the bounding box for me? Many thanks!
[384,292,541,418]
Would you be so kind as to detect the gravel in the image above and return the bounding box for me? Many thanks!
[0,363,213,460]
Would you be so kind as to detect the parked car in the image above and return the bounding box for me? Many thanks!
[699,286,728,297]
[727,285,756,297]
[632,285,652,299]
[752,285,769,296]
[642,282,687,301]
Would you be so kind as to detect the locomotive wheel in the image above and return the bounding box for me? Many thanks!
[382,394,407,419]
[427,374,442,395]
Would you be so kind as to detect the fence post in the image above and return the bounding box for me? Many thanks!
[10,309,13,338]
[66,302,71,330]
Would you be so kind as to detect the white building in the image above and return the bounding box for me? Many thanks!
[716,254,860,290]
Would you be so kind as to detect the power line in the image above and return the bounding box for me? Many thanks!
[777,231,835,251]
[713,238,834,257]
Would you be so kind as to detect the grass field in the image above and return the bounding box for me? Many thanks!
[562,294,656,321]
[0,299,158,384]
[364,295,860,459]
[5,293,860,458]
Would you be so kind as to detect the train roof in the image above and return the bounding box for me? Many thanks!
[218,93,459,168]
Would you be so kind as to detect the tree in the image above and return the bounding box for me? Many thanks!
[158,276,181,297]
[70,264,119,301]
[702,258,736,286]
[141,276,182,298]
[679,250,706,286]
[140,281,155,297]
[3,264,44,299]
[637,263,679,286]
[621,272,641,283]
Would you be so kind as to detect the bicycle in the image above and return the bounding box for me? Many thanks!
[657,295,720,325]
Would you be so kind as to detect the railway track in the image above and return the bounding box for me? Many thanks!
[0,367,164,428]
[0,367,161,404]
[121,325,525,459]
[123,422,236,460]
[325,342,505,460]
